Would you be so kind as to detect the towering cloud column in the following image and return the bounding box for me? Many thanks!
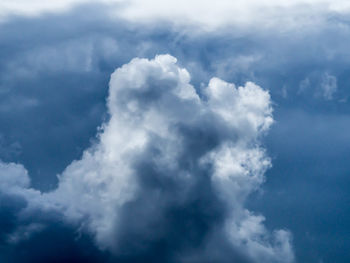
[0,55,294,263]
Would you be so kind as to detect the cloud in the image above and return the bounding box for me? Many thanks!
[321,72,337,100]
[2,0,350,30]
[1,4,350,262]
[298,72,338,101]
[298,78,310,95]
[0,54,293,262]
[0,0,109,19]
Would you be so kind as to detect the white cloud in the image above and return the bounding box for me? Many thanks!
[227,211,294,263]
[0,54,293,262]
[0,161,30,192]
[1,0,350,30]
[0,0,105,19]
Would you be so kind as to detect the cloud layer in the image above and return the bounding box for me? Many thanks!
[0,55,293,262]
[2,0,350,30]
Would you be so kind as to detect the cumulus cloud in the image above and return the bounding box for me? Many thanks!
[0,55,293,262]
[2,4,350,261]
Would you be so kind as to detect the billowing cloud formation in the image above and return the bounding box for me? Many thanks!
[0,55,293,262]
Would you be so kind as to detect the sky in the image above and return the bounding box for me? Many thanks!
[0,1,349,262]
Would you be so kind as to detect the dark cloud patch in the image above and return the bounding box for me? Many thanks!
[0,198,109,263]
[0,194,27,245]
[109,136,251,263]
[7,224,107,263]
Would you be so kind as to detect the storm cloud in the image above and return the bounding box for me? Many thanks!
[1,2,350,262]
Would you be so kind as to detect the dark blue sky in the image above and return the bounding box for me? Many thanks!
[0,3,350,263]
